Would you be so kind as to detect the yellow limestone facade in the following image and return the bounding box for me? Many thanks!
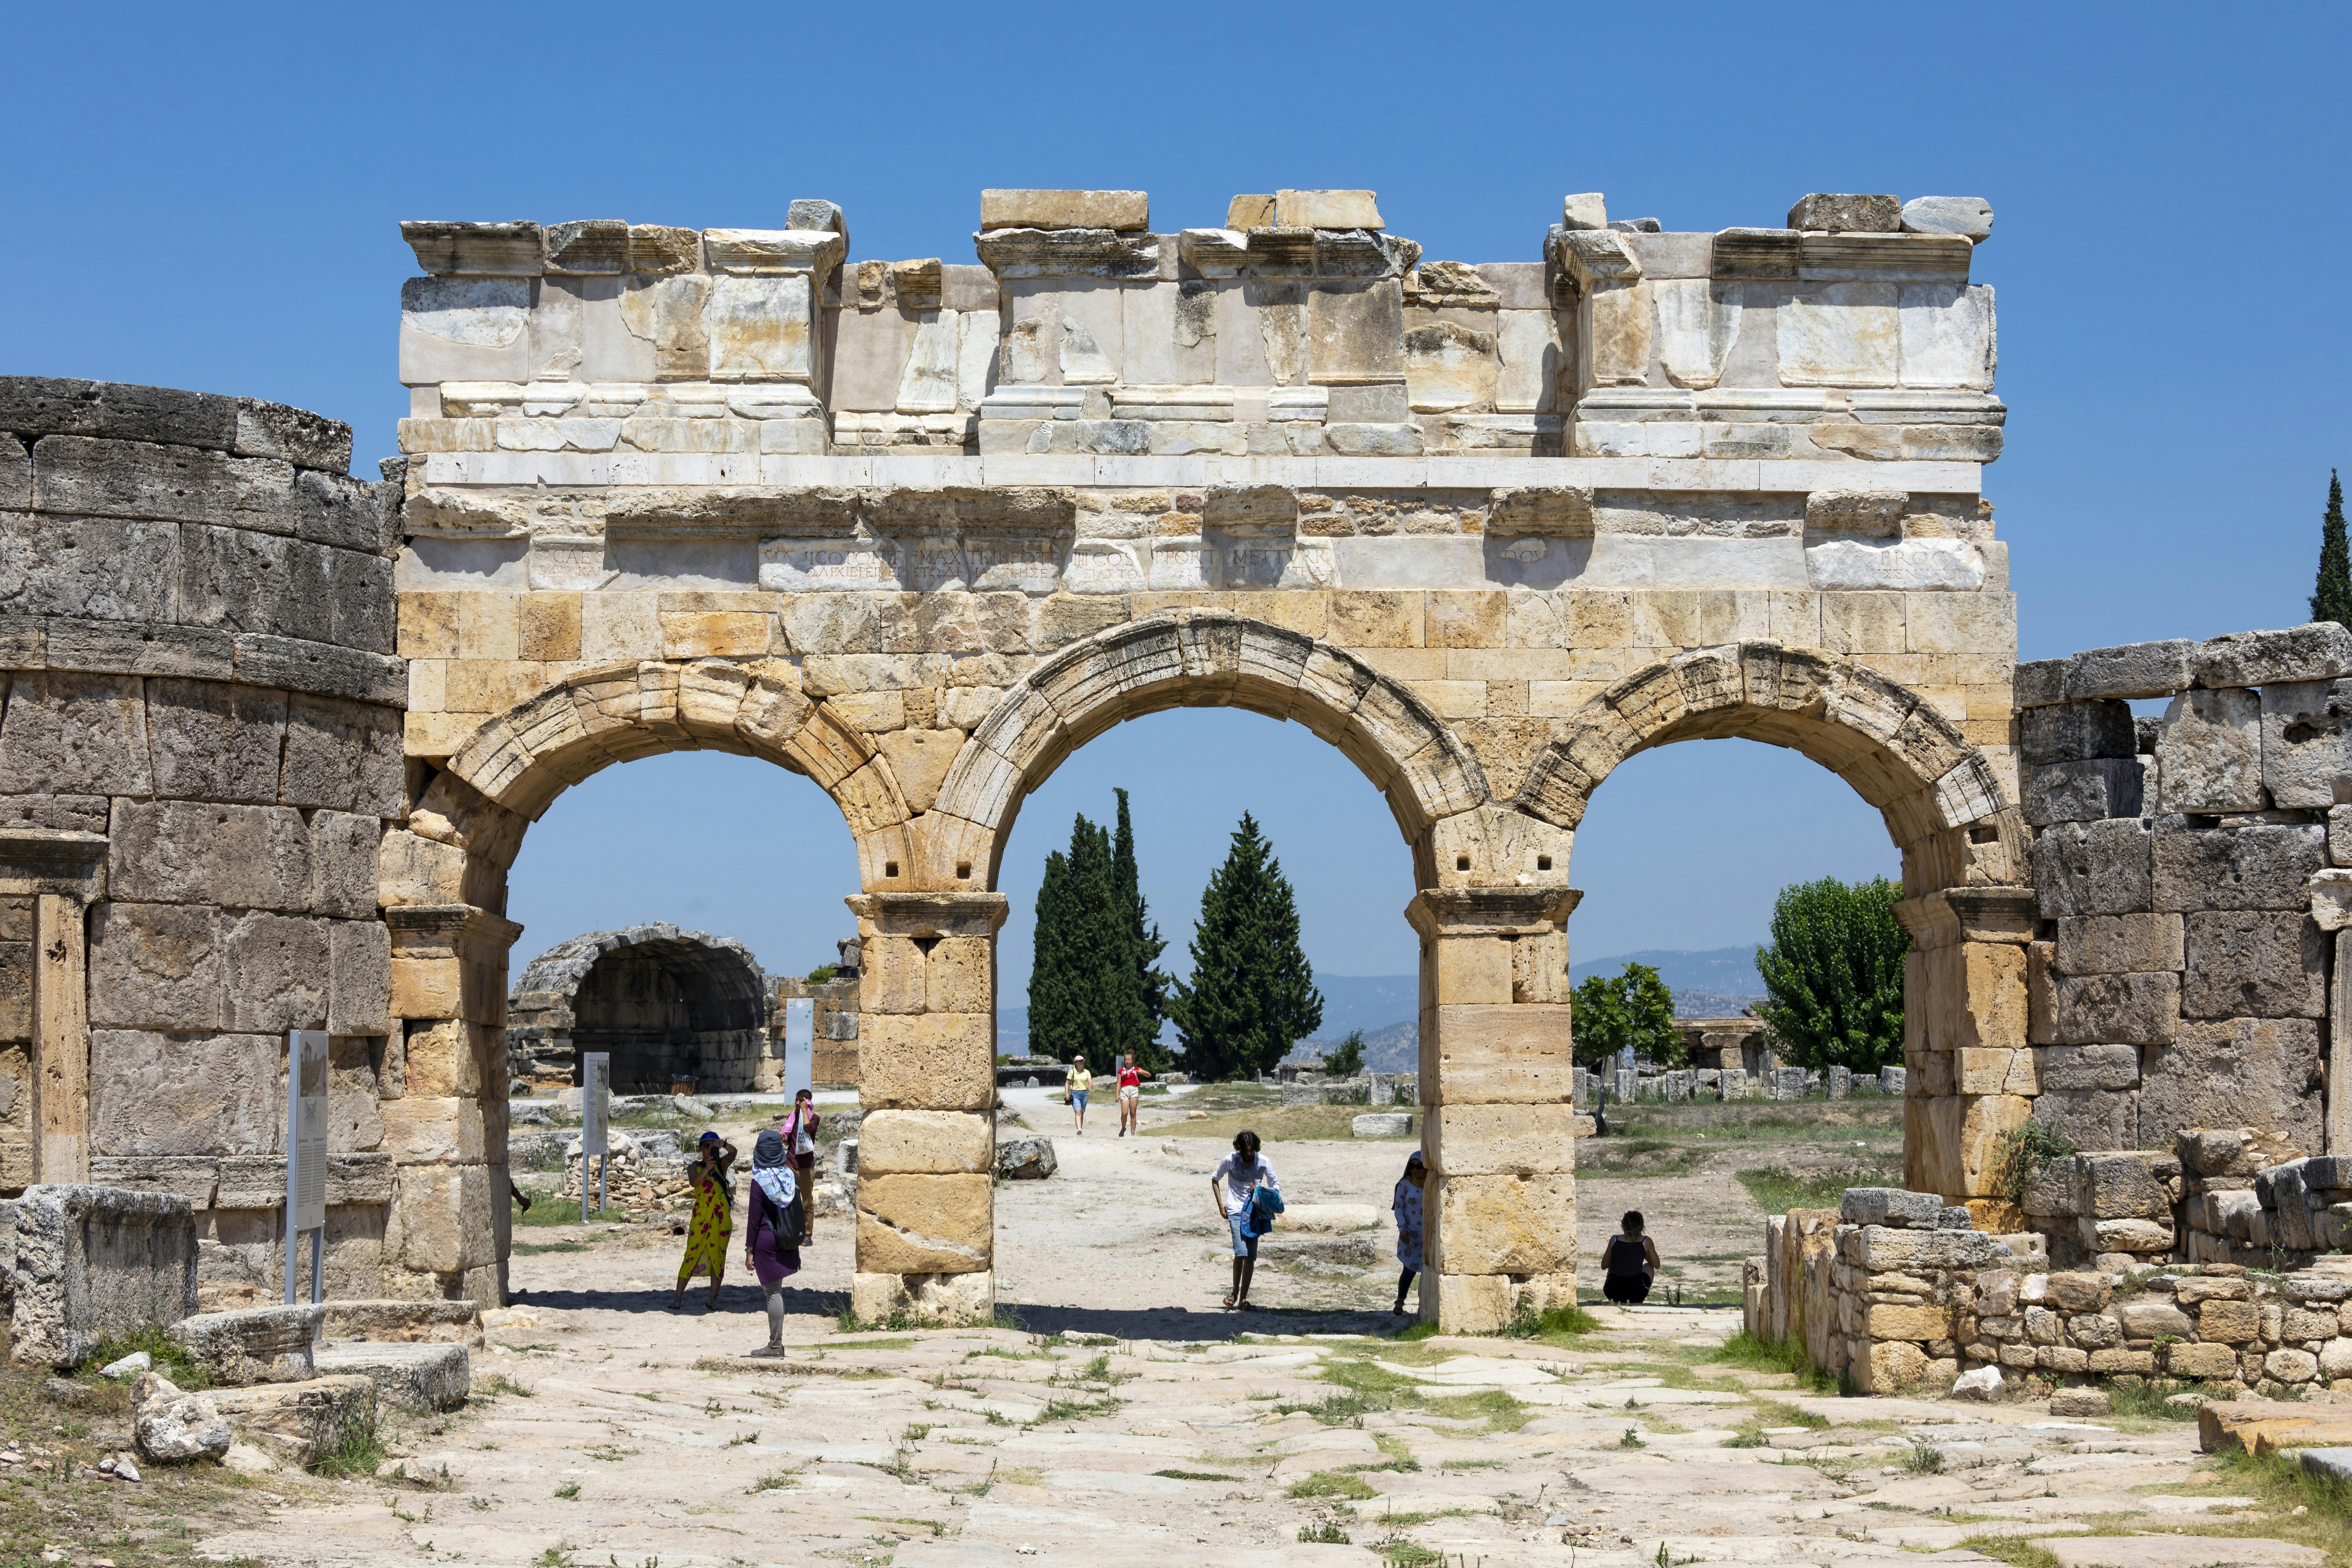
[387,189,2022,1324]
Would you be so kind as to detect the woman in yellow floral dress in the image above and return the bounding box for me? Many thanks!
[670,1131,737,1311]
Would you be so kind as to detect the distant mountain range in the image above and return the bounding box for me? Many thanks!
[1000,949,1766,1069]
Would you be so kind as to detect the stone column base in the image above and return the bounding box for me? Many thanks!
[1428,1269,1577,1333]
[852,1270,994,1326]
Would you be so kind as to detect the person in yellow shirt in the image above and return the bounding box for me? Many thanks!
[1066,1056,1092,1135]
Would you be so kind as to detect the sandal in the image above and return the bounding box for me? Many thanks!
[1221,1293,1238,1309]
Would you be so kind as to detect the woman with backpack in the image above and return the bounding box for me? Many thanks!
[780,1090,820,1244]
[1209,1129,1279,1311]
[743,1128,803,1354]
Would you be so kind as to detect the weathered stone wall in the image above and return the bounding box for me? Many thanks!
[776,938,861,1089]
[0,377,408,1298]
[2017,623,2352,1160]
[505,924,770,1092]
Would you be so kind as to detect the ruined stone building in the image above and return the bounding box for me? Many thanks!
[505,925,770,1093]
[8,183,2328,1329]
[775,937,862,1088]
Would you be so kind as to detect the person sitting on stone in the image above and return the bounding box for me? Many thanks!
[1601,1210,1659,1305]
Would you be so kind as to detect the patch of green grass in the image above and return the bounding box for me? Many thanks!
[1372,1532,1441,1566]
[76,1325,211,1389]
[553,1481,581,1499]
[476,1374,534,1399]
[587,1446,638,1462]
[310,1408,388,1478]
[1033,1395,1123,1424]
[1952,1538,2063,1568]
[1500,1302,1603,1342]
[1287,1470,1378,1501]
[510,1240,590,1255]
[1619,1428,1644,1448]
[1901,1438,1944,1475]
[1734,1166,1887,1215]
[1388,1321,1440,1342]
[1422,1388,1528,1433]
[1155,1469,1239,1482]
[748,1472,796,1493]
[1298,1521,1352,1544]
[2101,1377,2212,1422]
[1707,1330,1840,1393]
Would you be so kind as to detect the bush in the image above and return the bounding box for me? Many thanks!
[1754,876,1908,1071]
[1989,1118,2077,1205]
[77,1325,209,1390]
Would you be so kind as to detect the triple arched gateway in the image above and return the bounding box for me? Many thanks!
[0,187,2028,1323]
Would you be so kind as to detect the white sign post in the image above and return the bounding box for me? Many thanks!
[581,1051,610,1220]
[784,998,814,1101]
[285,1029,328,1307]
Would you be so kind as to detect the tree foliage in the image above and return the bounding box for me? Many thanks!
[1026,796,1172,1070]
[1166,813,1324,1079]
[1320,1029,1366,1078]
[2315,470,2352,631]
[1752,876,1909,1071]
[1108,789,1172,1071]
[1569,962,1681,1070]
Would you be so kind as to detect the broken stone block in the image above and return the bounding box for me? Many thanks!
[1275,189,1382,230]
[311,1342,471,1413]
[2183,911,2325,1019]
[171,1306,323,1385]
[2192,623,2352,688]
[2035,1043,2142,1092]
[206,1375,374,1469]
[2031,818,2152,918]
[1786,193,1900,233]
[2021,701,2137,766]
[1839,1188,1946,1228]
[2156,687,2265,812]
[542,220,628,276]
[2032,1089,2138,1153]
[2066,639,2194,701]
[992,1136,1057,1180]
[9,1186,198,1369]
[1561,193,1608,230]
[400,221,543,276]
[979,190,1148,232]
[2025,758,2143,825]
[132,1372,230,1463]
[2141,1017,2324,1155]
[2261,679,2352,808]
[1900,196,1995,242]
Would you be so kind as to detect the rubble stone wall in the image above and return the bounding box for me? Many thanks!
[390,188,2025,1328]
[2017,623,2352,1161]
[0,377,413,1299]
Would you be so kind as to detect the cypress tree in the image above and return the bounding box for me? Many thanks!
[1166,813,1324,1079]
[1026,814,1123,1065]
[1108,789,1172,1071]
[2315,471,2352,631]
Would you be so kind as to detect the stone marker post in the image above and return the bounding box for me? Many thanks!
[1412,888,1581,1332]
[848,891,1008,1324]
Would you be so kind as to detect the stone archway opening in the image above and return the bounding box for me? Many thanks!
[508,926,771,1095]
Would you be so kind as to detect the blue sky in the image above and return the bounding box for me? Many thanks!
[10,3,2347,996]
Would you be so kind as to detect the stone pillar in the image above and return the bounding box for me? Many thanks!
[847,890,1007,1325]
[0,831,108,1186]
[384,903,523,1304]
[1895,887,2037,1215]
[1411,887,1582,1333]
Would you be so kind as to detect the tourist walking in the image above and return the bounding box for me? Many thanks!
[1601,1210,1660,1304]
[1116,1052,1148,1137]
[1210,1129,1279,1310]
[780,1089,820,1243]
[1066,1055,1092,1134]
[1392,1150,1426,1316]
[670,1130,737,1312]
[742,1129,803,1354]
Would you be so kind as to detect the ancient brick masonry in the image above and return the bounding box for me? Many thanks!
[0,378,414,1297]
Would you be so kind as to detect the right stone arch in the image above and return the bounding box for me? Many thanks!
[1513,642,2039,1211]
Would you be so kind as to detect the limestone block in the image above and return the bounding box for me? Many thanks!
[207,1375,375,1469]
[856,1111,993,1176]
[2054,913,2183,975]
[1788,194,1900,233]
[0,671,153,796]
[145,679,288,806]
[282,696,404,817]
[398,278,530,384]
[2166,1340,2241,1379]
[1778,282,1897,386]
[2052,971,2177,1046]
[390,1163,495,1274]
[400,1018,488,1100]
[110,800,312,912]
[619,276,710,380]
[1421,1004,1573,1103]
[2141,1017,2323,1155]
[1902,197,1995,242]
[1404,321,1496,412]
[1426,1173,1574,1274]
[851,1269,993,1326]
[706,275,814,382]
[2030,818,2152,919]
[1898,284,1995,390]
[312,1342,470,1413]
[132,1371,231,1463]
[2261,679,2352,808]
[2203,1298,2261,1344]
[89,904,224,1031]
[328,921,392,1038]
[2021,700,2135,766]
[1584,282,1652,386]
[2025,758,2142,825]
[1276,190,1382,230]
[855,1172,990,1274]
[90,1031,280,1157]
[1839,1188,1945,1227]
[980,190,1147,232]
[2153,821,2325,912]
[2193,623,2352,688]
[1653,280,1741,390]
[2183,911,2325,1019]
[858,1013,994,1110]
[221,913,330,1032]
[308,811,381,921]
[2026,940,2057,1044]
[1308,281,1404,382]
[9,1185,198,1368]
[1844,1225,2002,1272]
[2031,1089,2137,1153]
[1862,1301,1949,1340]
[2035,1044,2141,1092]
[920,937,992,1015]
[2157,687,2265,812]
[171,1305,322,1384]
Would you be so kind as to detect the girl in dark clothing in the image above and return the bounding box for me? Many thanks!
[1601,1210,1659,1304]
[743,1129,803,1355]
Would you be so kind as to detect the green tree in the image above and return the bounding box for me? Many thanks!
[1026,813,1124,1065]
[1320,1029,1367,1078]
[1752,875,1909,1071]
[1108,789,1172,1071]
[1570,962,1680,1070]
[2315,470,2352,631]
[1166,813,1324,1079]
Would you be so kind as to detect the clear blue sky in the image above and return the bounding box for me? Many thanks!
[10,3,2347,997]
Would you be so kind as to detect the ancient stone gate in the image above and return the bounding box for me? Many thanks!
[0,186,2024,1323]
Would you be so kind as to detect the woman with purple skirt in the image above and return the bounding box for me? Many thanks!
[743,1129,803,1356]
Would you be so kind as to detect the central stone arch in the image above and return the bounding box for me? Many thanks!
[1510,641,2037,1211]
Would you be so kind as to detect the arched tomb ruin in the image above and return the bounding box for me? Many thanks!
[506,925,771,1093]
